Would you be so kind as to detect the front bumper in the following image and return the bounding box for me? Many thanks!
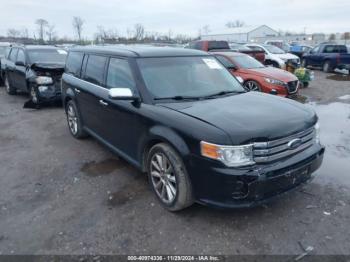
[187,143,324,209]
[37,82,62,102]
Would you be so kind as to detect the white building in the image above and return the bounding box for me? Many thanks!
[201,25,279,43]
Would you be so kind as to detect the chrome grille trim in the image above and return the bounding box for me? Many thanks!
[253,126,316,163]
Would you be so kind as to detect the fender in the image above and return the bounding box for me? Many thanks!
[138,125,191,172]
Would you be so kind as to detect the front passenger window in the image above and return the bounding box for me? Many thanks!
[83,55,107,86]
[106,58,135,89]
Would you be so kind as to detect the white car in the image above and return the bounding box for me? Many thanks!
[245,44,300,68]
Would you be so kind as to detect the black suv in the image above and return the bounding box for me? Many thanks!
[3,45,67,104]
[62,46,324,211]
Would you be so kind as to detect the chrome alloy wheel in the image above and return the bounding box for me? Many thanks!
[67,104,78,135]
[244,81,260,91]
[150,153,177,204]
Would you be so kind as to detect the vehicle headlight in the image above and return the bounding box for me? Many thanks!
[200,141,254,167]
[265,78,287,87]
[315,122,320,144]
[36,76,53,85]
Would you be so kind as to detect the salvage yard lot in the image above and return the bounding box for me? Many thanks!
[0,71,349,255]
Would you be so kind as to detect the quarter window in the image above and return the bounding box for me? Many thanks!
[65,52,84,77]
[17,50,25,64]
[106,58,135,89]
[83,55,107,86]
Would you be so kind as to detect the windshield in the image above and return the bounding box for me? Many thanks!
[137,56,245,99]
[230,44,251,51]
[231,55,265,69]
[0,46,6,56]
[263,45,285,54]
[28,49,67,64]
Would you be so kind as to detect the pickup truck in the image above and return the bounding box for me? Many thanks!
[301,43,350,72]
[187,40,265,63]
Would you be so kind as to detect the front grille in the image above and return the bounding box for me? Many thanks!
[287,80,299,94]
[253,126,316,163]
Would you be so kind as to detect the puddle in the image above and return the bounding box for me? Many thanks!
[107,175,147,207]
[326,74,350,81]
[307,102,350,186]
[81,158,125,176]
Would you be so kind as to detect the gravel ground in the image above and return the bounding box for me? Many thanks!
[0,71,349,255]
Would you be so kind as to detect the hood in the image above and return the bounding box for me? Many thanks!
[274,53,299,60]
[242,67,298,82]
[30,62,65,72]
[159,92,316,144]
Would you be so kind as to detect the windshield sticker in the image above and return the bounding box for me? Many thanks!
[57,49,68,55]
[202,58,223,69]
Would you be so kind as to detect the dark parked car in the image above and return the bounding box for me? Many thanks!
[0,42,11,84]
[62,46,324,211]
[301,43,350,72]
[3,45,67,104]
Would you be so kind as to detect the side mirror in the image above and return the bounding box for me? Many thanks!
[15,61,25,67]
[236,76,244,84]
[108,88,139,101]
[227,65,237,71]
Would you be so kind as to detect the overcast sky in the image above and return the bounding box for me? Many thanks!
[0,0,349,39]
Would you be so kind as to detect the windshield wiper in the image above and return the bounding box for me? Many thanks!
[154,96,201,101]
[202,90,244,99]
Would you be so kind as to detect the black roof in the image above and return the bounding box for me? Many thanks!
[71,45,209,58]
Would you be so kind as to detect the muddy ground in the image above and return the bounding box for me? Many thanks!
[0,71,349,255]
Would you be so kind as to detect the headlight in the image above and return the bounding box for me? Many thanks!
[315,122,320,144]
[36,76,53,85]
[200,141,254,167]
[265,78,287,87]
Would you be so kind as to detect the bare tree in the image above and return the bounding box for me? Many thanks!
[7,28,21,38]
[35,18,49,42]
[225,20,245,28]
[21,27,29,39]
[134,24,145,41]
[46,24,56,42]
[72,16,84,42]
[202,25,210,35]
[342,32,350,44]
[328,33,336,41]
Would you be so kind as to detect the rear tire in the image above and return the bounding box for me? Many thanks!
[147,143,194,211]
[65,100,88,139]
[4,75,16,95]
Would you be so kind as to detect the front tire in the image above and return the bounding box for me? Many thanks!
[323,61,332,73]
[65,100,88,139]
[147,143,194,211]
[244,80,261,92]
[4,75,16,95]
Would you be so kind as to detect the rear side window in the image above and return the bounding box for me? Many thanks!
[323,45,336,53]
[9,48,18,62]
[106,58,135,89]
[338,46,347,53]
[65,52,84,77]
[83,55,107,86]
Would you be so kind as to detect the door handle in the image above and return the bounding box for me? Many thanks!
[74,88,81,94]
[99,100,108,106]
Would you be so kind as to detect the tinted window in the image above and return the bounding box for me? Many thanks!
[17,49,25,64]
[65,52,84,77]
[106,58,135,89]
[84,55,107,86]
[208,41,229,50]
[215,55,235,68]
[28,49,67,63]
[324,45,336,53]
[9,48,18,62]
[338,45,347,53]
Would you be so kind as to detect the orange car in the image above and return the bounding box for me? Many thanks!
[213,52,299,97]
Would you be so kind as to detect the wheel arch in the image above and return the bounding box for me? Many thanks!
[140,126,190,172]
